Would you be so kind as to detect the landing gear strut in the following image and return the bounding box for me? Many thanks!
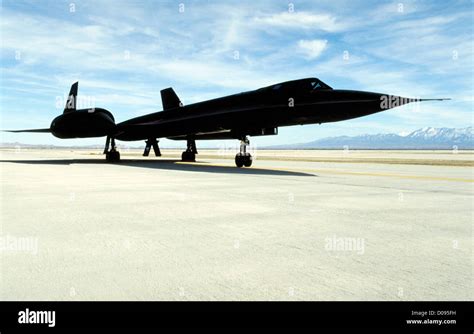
[143,138,161,157]
[235,136,252,168]
[182,138,197,162]
[104,136,120,162]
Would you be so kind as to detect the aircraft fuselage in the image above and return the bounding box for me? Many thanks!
[114,79,398,142]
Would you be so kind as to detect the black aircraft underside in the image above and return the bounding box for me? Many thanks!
[4,77,448,167]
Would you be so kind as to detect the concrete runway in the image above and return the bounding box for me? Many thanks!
[0,148,472,300]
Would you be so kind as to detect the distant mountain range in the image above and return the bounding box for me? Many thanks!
[267,127,473,149]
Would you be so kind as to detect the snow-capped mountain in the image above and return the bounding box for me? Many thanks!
[408,127,472,140]
[268,127,473,149]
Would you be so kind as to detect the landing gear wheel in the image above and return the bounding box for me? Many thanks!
[104,136,120,162]
[235,153,252,168]
[235,154,244,168]
[243,154,252,167]
[106,151,120,162]
[181,151,196,162]
[181,138,197,162]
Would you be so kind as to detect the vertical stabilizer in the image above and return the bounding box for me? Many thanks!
[63,82,78,113]
[160,87,182,110]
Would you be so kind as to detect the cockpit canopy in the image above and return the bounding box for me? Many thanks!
[309,79,332,90]
[259,78,332,93]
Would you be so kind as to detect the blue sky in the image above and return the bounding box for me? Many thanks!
[0,0,472,147]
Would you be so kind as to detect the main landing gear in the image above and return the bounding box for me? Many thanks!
[104,136,120,162]
[182,139,197,162]
[143,138,161,157]
[235,136,252,168]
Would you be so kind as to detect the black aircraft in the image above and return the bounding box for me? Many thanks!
[6,78,448,167]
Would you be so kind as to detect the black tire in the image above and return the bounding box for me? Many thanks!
[243,155,252,167]
[182,151,195,162]
[235,154,244,167]
[106,151,120,162]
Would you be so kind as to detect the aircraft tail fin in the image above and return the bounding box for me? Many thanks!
[63,82,78,114]
[160,88,182,110]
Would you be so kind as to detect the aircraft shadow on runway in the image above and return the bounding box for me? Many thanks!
[0,159,315,177]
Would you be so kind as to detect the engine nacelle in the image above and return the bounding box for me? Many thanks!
[50,108,116,139]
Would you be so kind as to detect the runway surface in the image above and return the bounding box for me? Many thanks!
[0,148,472,300]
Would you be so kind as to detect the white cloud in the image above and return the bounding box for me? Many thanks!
[297,39,328,59]
[343,12,473,74]
[254,12,344,32]
[151,59,288,90]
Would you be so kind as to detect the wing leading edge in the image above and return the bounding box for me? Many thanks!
[3,128,51,133]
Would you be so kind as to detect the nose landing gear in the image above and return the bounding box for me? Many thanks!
[235,136,252,168]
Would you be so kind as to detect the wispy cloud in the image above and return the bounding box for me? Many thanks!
[0,0,472,146]
[253,12,345,32]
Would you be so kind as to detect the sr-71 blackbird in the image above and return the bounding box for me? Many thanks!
[6,78,447,167]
